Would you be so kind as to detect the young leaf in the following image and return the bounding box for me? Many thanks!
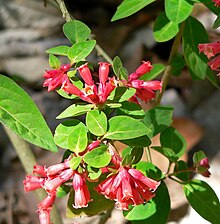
[104,116,152,140]
[49,54,61,69]
[56,104,94,119]
[56,185,71,198]
[193,150,206,164]
[0,75,57,152]
[174,160,189,182]
[165,0,194,24]
[87,166,102,180]
[63,20,91,44]
[83,145,111,168]
[69,156,82,170]
[182,16,209,80]
[86,110,107,136]
[46,45,70,56]
[111,0,156,22]
[124,182,170,223]
[108,87,136,102]
[153,12,179,42]
[67,40,96,63]
[142,106,173,138]
[112,56,128,80]
[151,146,179,162]
[160,127,186,158]
[68,125,88,154]
[184,180,220,224]
[54,119,82,149]
[140,63,165,81]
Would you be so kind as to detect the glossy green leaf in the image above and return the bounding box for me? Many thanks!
[182,16,209,79]
[152,146,179,162]
[153,12,179,42]
[67,40,96,63]
[171,54,186,76]
[140,64,165,81]
[108,87,136,102]
[160,127,186,157]
[49,54,60,69]
[104,116,151,140]
[135,161,164,181]
[124,182,170,223]
[116,101,145,119]
[54,119,82,149]
[56,185,71,198]
[86,110,107,136]
[120,135,151,147]
[67,182,114,217]
[69,156,82,170]
[213,14,220,29]
[142,106,173,138]
[46,45,70,56]
[87,166,102,180]
[174,160,189,182]
[112,56,128,80]
[83,145,111,168]
[111,0,156,21]
[63,20,91,44]
[56,104,94,119]
[165,0,193,23]
[68,125,88,153]
[0,75,57,152]
[184,180,220,224]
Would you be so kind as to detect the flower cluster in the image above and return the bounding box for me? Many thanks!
[43,61,162,105]
[198,42,220,76]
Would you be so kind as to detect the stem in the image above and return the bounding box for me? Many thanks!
[166,167,195,178]
[3,126,63,224]
[145,147,152,163]
[55,0,113,64]
[154,23,185,107]
[168,176,187,185]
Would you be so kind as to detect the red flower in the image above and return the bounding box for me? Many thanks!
[213,0,220,7]
[23,175,45,192]
[38,208,51,224]
[96,167,160,210]
[196,157,211,177]
[72,172,92,208]
[43,64,71,91]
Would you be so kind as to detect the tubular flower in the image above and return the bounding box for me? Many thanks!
[123,61,162,103]
[198,42,220,76]
[43,64,71,91]
[63,62,117,105]
[213,0,220,7]
[96,166,160,210]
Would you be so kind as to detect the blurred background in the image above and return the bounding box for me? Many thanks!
[0,0,220,223]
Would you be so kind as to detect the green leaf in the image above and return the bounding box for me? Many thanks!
[184,180,220,224]
[49,54,61,69]
[142,106,173,138]
[140,64,165,81]
[69,156,82,170]
[67,182,114,217]
[206,67,220,88]
[56,104,94,119]
[86,110,107,136]
[135,161,164,181]
[111,0,156,22]
[87,166,102,180]
[68,124,88,154]
[56,184,71,198]
[171,54,186,76]
[83,145,111,168]
[120,135,151,147]
[213,14,220,29]
[160,127,186,158]
[104,115,151,140]
[193,150,206,164]
[63,20,91,44]
[165,0,194,23]
[122,147,144,166]
[124,182,170,223]
[108,87,136,102]
[112,56,128,80]
[153,12,179,42]
[0,75,57,152]
[54,119,82,149]
[116,101,145,119]
[46,45,70,56]
[182,16,209,80]
[67,40,96,63]
[174,160,189,182]
[152,146,179,162]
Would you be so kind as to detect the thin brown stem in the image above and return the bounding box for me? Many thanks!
[55,0,113,63]
[154,23,185,107]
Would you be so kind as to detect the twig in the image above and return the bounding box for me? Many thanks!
[97,207,114,224]
[154,23,185,107]
[3,126,63,224]
[55,0,113,64]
